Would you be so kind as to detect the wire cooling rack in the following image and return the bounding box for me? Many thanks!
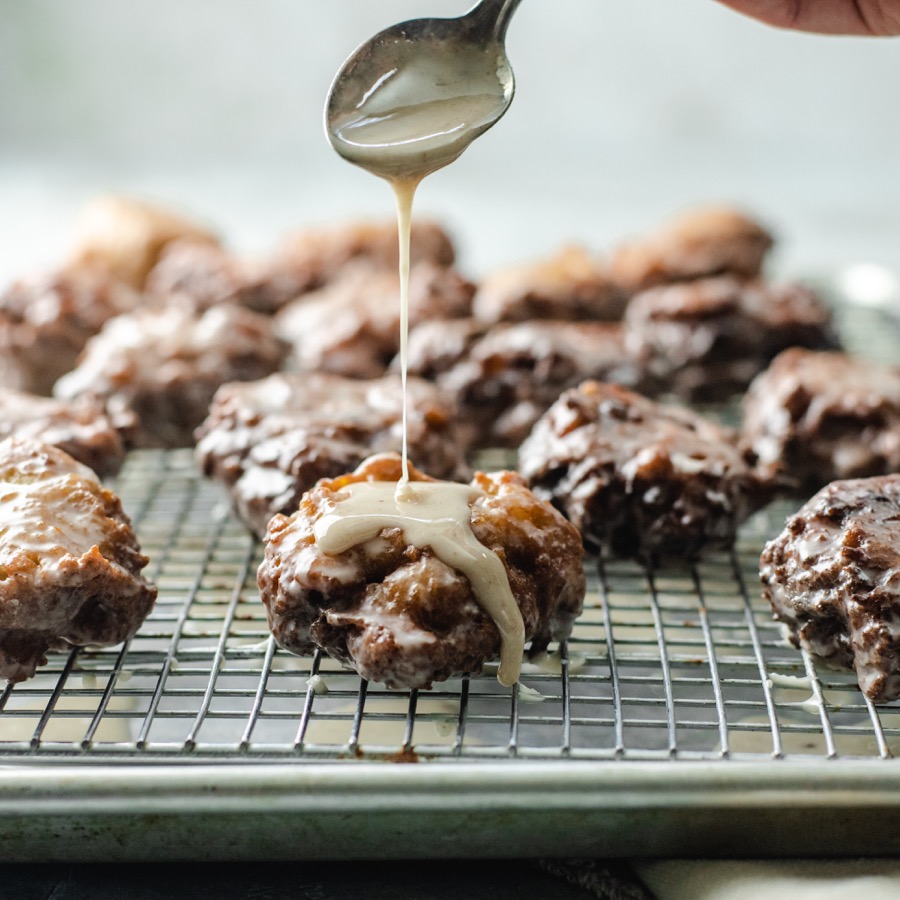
[0,447,894,764]
[2,292,900,861]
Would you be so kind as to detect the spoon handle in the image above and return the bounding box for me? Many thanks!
[465,0,525,42]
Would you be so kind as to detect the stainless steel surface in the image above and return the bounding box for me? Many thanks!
[1,282,900,860]
[464,0,525,43]
[324,0,521,160]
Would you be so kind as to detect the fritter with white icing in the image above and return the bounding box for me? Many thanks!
[760,475,900,704]
[519,381,779,561]
[742,348,900,492]
[0,438,156,683]
[0,387,136,478]
[195,372,471,538]
[54,304,287,448]
[257,454,585,690]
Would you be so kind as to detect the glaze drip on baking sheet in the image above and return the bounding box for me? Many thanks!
[315,479,525,686]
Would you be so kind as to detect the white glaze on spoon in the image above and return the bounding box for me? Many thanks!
[328,39,512,182]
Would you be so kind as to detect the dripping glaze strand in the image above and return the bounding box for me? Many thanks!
[323,12,525,684]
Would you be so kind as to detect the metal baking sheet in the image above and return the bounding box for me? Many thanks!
[1,274,900,860]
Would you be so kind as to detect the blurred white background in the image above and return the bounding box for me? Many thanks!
[1,0,898,282]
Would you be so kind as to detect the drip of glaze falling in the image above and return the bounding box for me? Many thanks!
[322,32,525,685]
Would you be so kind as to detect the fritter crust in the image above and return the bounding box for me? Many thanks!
[276,261,474,379]
[760,475,900,703]
[0,267,138,396]
[0,387,136,477]
[473,245,627,324]
[278,218,456,292]
[611,205,774,293]
[519,380,779,560]
[623,275,839,401]
[403,318,650,449]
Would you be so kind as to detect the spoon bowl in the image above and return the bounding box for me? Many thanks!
[325,0,524,182]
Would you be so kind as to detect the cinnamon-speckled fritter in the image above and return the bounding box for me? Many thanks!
[278,218,456,292]
[0,438,156,684]
[473,245,627,324]
[403,318,651,449]
[742,348,900,493]
[0,387,136,478]
[519,381,779,561]
[54,304,287,448]
[257,454,585,690]
[623,275,839,401]
[760,475,900,704]
[611,205,774,293]
[276,261,474,378]
[195,372,471,538]
[0,267,139,396]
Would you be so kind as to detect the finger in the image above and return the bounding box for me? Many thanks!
[712,0,900,35]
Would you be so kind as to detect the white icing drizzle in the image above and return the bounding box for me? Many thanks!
[0,468,109,564]
[314,480,525,686]
[394,176,418,488]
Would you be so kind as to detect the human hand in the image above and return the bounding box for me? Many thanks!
[713,0,900,35]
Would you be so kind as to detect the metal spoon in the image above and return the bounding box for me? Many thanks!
[325,0,524,182]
